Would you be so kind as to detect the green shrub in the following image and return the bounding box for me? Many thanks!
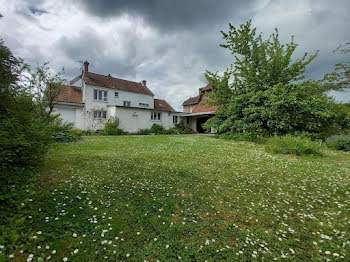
[150,123,166,134]
[266,135,323,156]
[218,132,267,144]
[326,135,350,152]
[99,121,124,136]
[51,121,83,142]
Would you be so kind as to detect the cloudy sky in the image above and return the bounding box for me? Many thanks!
[1,0,349,110]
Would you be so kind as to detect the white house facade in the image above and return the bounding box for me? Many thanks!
[54,61,181,133]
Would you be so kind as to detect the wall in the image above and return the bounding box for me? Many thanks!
[54,104,85,129]
[111,107,181,133]
[83,83,155,130]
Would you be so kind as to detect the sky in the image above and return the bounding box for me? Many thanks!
[1,0,349,110]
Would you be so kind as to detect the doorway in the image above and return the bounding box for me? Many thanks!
[196,116,211,133]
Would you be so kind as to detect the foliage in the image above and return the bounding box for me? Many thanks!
[51,120,83,143]
[24,62,66,116]
[323,42,350,91]
[137,124,166,135]
[217,132,267,144]
[266,135,324,156]
[137,123,194,135]
[326,135,350,152]
[0,41,55,251]
[99,120,124,136]
[204,20,336,136]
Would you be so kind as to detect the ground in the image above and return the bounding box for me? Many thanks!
[11,135,350,261]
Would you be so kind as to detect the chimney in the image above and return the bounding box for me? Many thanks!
[83,61,89,75]
[141,80,147,86]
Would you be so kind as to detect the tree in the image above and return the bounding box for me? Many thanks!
[26,62,65,116]
[323,42,350,91]
[204,20,334,135]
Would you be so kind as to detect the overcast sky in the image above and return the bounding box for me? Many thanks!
[1,0,349,110]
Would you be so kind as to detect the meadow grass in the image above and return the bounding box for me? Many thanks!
[9,135,350,261]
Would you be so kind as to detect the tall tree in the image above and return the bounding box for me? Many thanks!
[204,20,333,135]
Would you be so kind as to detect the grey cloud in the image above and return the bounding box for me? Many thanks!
[77,0,256,30]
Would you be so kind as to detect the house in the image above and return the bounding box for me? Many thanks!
[54,61,181,133]
[182,85,218,133]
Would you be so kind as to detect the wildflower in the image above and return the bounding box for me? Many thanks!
[126,254,130,258]
[63,257,68,261]
[72,233,77,238]
[73,249,79,254]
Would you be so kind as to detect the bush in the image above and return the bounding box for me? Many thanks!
[137,124,165,135]
[326,135,350,152]
[99,121,124,136]
[218,132,267,144]
[51,120,83,142]
[266,135,323,156]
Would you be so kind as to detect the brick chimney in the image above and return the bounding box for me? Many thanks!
[141,80,146,86]
[83,61,89,75]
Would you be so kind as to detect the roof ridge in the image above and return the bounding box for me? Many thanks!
[88,71,143,85]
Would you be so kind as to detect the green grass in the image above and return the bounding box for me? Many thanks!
[7,135,350,261]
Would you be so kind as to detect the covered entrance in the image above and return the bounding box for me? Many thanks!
[196,116,211,133]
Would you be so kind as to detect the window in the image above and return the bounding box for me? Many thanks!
[173,115,178,124]
[151,111,161,121]
[139,103,149,107]
[123,101,131,107]
[93,110,107,119]
[115,92,119,97]
[94,89,108,102]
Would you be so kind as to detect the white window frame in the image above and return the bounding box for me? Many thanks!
[151,111,161,121]
[173,115,178,124]
[94,89,108,102]
[123,101,131,107]
[93,110,107,119]
[115,92,119,97]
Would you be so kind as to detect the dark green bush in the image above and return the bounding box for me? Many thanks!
[51,120,83,142]
[326,135,350,152]
[99,121,124,136]
[137,124,165,135]
[266,135,323,156]
[218,132,267,144]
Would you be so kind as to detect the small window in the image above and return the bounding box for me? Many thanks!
[123,101,131,107]
[94,89,98,100]
[94,89,108,102]
[139,103,149,107]
[93,110,107,119]
[151,111,161,121]
[173,115,178,124]
[115,92,119,97]
[103,91,108,101]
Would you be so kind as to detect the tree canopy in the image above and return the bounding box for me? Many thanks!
[204,20,337,136]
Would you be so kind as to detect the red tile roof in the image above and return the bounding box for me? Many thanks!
[154,99,175,112]
[57,85,83,104]
[85,72,154,96]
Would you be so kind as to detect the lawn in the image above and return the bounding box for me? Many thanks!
[10,135,350,261]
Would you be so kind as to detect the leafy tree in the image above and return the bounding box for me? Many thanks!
[323,42,350,90]
[204,20,334,135]
[25,62,65,116]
